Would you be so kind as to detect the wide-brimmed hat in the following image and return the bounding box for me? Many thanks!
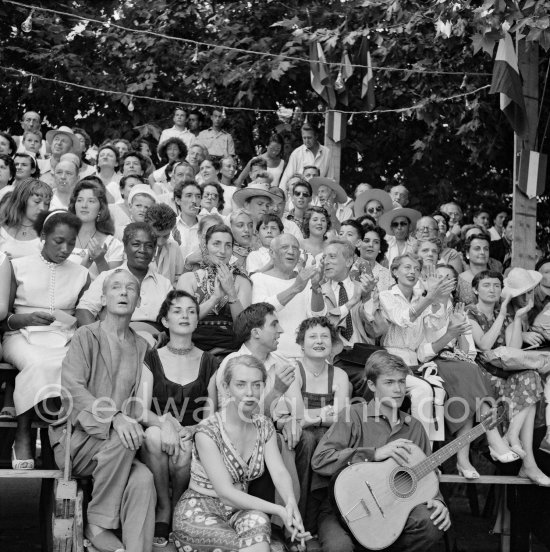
[379,207,422,236]
[502,267,542,298]
[233,181,281,208]
[45,126,81,154]
[353,188,393,218]
[309,177,348,204]
[128,184,157,204]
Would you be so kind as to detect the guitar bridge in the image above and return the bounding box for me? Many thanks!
[343,498,371,523]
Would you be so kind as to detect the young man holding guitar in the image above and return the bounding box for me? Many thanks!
[311,350,450,551]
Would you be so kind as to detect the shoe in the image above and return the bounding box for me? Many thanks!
[457,466,480,480]
[153,522,170,548]
[0,406,16,420]
[84,527,125,552]
[11,446,34,470]
[509,443,527,459]
[489,446,520,463]
[519,468,550,487]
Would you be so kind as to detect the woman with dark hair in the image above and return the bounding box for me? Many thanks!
[197,158,221,186]
[2,210,90,469]
[13,153,40,184]
[236,133,286,188]
[150,137,188,187]
[177,223,252,352]
[141,290,219,546]
[467,270,549,485]
[219,155,238,188]
[172,354,308,552]
[0,132,17,157]
[0,154,16,200]
[68,179,124,278]
[301,206,331,265]
[457,234,493,305]
[0,178,52,258]
[95,144,121,195]
[358,226,393,292]
[200,181,225,216]
[293,316,350,532]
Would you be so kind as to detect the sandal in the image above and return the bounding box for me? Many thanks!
[11,446,34,470]
[84,527,125,552]
[0,406,16,420]
[153,521,170,548]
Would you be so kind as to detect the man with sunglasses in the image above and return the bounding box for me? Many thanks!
[379,208,422,266]
[287,177,313,233]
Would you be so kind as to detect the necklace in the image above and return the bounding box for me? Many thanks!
[305,364,326,377]
[167,343,194,355]
[77,231,97,258]
[16,222,34,238]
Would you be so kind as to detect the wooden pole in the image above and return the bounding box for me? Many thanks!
[324,110,343,182]
[512,40,539,269]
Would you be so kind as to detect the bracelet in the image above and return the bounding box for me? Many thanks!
[227,295,239,304]
[6,314,15,331]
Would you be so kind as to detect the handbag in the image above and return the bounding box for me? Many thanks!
[479,346,550,376]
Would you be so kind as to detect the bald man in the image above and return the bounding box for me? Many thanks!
[49,269,156,552]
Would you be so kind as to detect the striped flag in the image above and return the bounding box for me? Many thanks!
[310,40,337,108]
[519,150,547,198]
[489,33,528,137]
[356,37,375,110]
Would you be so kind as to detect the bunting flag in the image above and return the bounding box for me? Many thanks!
[489,33,528,137]
[335,50,354,106]
[326,110,347,143]
[310,40,337,109]
[356,36,375,110]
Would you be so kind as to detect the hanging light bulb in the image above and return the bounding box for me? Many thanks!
[27,77,34,94]
[222,107,226,118]
[192,44,199,63]
[21,9,34,33]
[348,113,354,126]
[128,99,135,112]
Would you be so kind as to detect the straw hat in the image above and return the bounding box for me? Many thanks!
[309,177,347,204]
[45,126,81,154]
[502,267,542,298]
[378,207,422,236]
[233,181,281,208]
[353,189,393,218]
[128,184,157,204]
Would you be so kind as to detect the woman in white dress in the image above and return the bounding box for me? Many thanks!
[95,144,121,200]
[68,179,124,279]
[2,210,90,469]
[0,178,52,259]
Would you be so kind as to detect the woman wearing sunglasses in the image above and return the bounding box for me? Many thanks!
[353,188,393,224]
[379,207,422,266]
[286,175,313,233]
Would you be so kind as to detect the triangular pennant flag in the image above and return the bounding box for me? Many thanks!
[356,37,375,110]
[489,33,528,137]
[519,150,547,198]
[326,111,347,143]
[310,40,337,108]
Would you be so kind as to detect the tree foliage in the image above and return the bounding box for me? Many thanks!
[0,0,549,229]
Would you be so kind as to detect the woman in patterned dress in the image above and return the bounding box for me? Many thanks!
[172,355,309,552]
[467,270,549,486]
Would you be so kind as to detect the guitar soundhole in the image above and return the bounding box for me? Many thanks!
[390,468,416,498]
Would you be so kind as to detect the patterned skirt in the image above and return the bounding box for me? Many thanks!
[172,490,280,552]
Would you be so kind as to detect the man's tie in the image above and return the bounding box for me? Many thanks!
[338,281,354,341]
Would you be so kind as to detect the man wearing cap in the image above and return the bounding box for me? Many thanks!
[353,188,394,224]
[379,207,422,266]
[38,126,82,187]
[194,107,235,162]
[310,176,352,226]
[279,123,332,194]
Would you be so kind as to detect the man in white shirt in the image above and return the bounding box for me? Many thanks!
[310,177,351,226]
[158,107,195,148]
[76,222,173,341]
[321,239,382,346]
[251,234,325,358]
[39,126,82,187]
[173,180,201,261]
[378,207,421,266]
[14,110,49,157]
[279,124,332,194]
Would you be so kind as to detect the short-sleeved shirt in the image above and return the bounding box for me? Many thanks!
[190,412,274,493]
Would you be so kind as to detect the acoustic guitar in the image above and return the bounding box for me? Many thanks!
[333,408,504,550]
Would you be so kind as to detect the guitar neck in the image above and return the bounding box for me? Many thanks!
[413,422,487,480]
